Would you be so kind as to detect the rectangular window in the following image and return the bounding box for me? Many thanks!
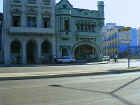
[12,16,21,27]
[27,16,36,27]
[64,20,70,32]
[81,24,84,32]
[91,25,95,32]
[62,48,68,56]
[43,17,50,28]
[76,24,80,32]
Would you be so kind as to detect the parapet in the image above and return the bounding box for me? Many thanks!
[98,1,104,6]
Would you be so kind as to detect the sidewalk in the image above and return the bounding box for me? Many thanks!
[0,60,140,81]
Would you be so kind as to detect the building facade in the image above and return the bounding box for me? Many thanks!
[102,23,138,58]
[0,13,2,52]
[102,23,119,57]
[2,0,104,64]
[3,0,56,64]
[56,0,104,61]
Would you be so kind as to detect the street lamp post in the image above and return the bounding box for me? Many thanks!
[118,27,131,68]
[128,44,130,68]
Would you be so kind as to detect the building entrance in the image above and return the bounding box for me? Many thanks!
[10,40,22,64]
[74,44,96,60]
[26,40,37,64]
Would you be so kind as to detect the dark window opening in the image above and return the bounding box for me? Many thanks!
[12,16,21,27]
[64,20,70,32]
[81,24,84,32]
[76,24,80,31]
[62,48,68,56]
[85,25,88,32]
[91,24,95,32]
[43,17,50,28]
[88,25,91,32]
[11,41,21,54]
[27,16,36,27]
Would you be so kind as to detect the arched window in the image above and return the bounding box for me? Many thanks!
[11,40,21,54]
[41,40,52,56]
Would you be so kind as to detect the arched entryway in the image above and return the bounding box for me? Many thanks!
[10,40,22,64]
[74,44,96,60]
[26,40,37,64]
[41,40,52,63]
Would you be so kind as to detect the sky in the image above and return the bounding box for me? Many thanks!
[0,0,140,28]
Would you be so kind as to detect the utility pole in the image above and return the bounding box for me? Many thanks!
[128,47,130,68]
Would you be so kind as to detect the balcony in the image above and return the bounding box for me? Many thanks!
[56,10,72,15]
[11,0,22,6]
[9,27,55,35]
[60,32,72,40]
[76,32,98,38]
[42,0,51,5]
[27,0,37,7]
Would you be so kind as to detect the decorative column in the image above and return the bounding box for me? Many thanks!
[21,12,26,27]
[37,41,41,64]
[4,42,11,64]
[22,41,26,64]
[37,13,42,28]
[37,0,42,28]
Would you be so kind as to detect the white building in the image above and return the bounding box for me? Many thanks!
[3,0,56,64]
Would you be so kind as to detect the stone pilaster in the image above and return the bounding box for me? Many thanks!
[22,41,26,64]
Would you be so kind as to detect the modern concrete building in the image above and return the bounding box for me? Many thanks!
[137,28,140,48]
[102,23,138,58]
[102,23,119,57]
[56,0,104,61]
[3,0,56,64]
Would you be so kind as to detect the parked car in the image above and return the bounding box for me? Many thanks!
[55,56,76,63]
[102,56,110,61]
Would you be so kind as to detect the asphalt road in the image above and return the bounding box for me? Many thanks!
[0,72,140,105]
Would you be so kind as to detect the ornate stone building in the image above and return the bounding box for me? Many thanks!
[0,13,2,52]
[3,0,56,64]
[3,0,104,64]
[56,0,104,61]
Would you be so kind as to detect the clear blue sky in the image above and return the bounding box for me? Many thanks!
[0,0,140,28]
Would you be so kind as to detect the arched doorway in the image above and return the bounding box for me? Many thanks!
[41,40,52,63]
[74,44,97,60]
[10,40,22,64]
[26,40,37,64]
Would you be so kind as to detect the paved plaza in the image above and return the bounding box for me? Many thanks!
[1,72,140,105]
[0,59,140,80]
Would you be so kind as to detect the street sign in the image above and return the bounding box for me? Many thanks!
[118,27,131,32]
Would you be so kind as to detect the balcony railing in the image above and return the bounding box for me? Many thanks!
[59,32,72,40]
[9,27,55,35]
[11,0,22,6]
[76,32,98,38]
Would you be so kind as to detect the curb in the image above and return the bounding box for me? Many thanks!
[0,69,140,81]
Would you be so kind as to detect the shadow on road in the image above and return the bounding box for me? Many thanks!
[108,68,140,74]
[49,76,140,105]
[0,62,102,67]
